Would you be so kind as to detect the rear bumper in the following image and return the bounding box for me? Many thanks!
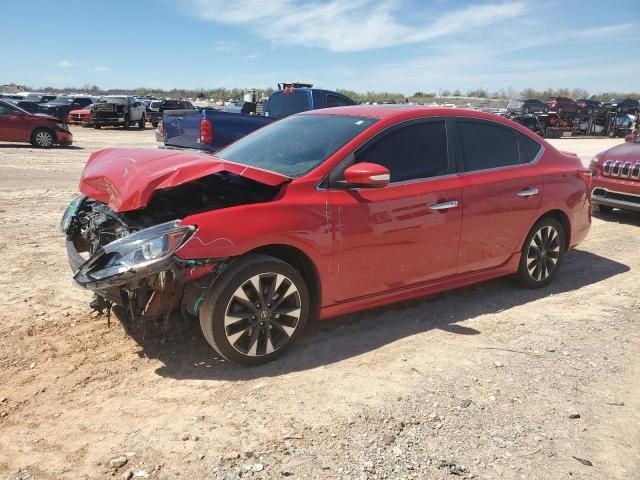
[56,131,73,145]
[591,187,640,212]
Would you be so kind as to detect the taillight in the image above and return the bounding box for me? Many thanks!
[200,118,213,144]
[578,169,592,188]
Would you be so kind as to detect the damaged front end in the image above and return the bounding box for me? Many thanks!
[62,196,217,320]
[61,148,288,321]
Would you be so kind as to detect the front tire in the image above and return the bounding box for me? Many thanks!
[138,114,145,129]
[31,128,54,148]
[199,255,309,366]
[123,115,130,129]
[517,217,565,288]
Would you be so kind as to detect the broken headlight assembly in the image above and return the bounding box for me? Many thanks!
[60,195,87,234]
[74,220,196,286]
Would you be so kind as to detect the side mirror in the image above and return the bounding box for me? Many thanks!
[343,162,390,188]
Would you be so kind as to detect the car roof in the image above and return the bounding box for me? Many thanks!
[301,104,524,124]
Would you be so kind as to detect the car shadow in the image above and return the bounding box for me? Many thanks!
[592,210,640,226]
[0,143,83,150]
[117,249,628,380]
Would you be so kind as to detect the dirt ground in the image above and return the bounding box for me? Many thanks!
[0,127,638,480]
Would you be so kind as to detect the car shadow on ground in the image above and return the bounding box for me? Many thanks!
[592,210,640,226]
[0,144,83,149]
[119,249,629,380]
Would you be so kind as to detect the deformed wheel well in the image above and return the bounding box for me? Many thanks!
[248,245,322,319]
[537,209,571,251]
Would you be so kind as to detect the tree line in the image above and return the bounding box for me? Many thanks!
[24,84,640,103]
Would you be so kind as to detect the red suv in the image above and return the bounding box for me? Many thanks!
[0,100,73,148]
[590,132,640,213]
[62,106,591,365]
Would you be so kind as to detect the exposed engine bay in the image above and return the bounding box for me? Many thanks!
[64,172,280,320]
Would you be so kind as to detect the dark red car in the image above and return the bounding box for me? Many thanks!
[67,106,92,125]
[545,97,578,115]
[62,106,591,365]
[590,132,640,213]
[0,99,73,148]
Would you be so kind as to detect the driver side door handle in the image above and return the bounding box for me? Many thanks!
[517,188,539,197]
[430,200,459,210]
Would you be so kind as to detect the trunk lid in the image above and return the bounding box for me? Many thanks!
[79,148,291,212]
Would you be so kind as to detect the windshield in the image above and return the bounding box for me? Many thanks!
[216,114,377,178]
[48,97,74,105]
[97,96,128,104]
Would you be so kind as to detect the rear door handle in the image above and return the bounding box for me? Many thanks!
[517,188,539,197]
[429,200,459,210]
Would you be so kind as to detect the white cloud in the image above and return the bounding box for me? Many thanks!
[58,59,76,67]
[210,40,242,53]
[182,0,528,52]
[94,66,110,72]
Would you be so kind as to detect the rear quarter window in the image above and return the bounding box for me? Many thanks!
[516,131,542,163]
[458,120,520,172]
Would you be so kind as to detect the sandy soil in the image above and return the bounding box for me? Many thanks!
[0,128,638,479]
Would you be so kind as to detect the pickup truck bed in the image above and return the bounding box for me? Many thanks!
[160,109,274,153]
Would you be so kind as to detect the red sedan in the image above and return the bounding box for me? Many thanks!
[62,106,591,365]
[67,106,92,125]
[0,99,73,148]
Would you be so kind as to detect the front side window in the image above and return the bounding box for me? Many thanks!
[217,114,377,178]
[458,120,519,172]
[355,121,448,183]
[0,103,17,115]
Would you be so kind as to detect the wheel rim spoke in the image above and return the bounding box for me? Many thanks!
[527,226,560,282]
[224,271,301,357]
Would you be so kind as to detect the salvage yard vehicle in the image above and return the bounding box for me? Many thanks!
[90,96,146,129]
[507,98,549,114]
[62,106,591,365]
[590,132,640,213]
[576,99,602,113]
[602,98,640,115]
[545,97,578,115]
[0,99,72,148]
[41,96,94,121]
[67,105,92,125]
[148,99,195,127]
[159,84,355,152]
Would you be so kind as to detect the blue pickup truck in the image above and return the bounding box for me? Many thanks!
[157,85,355,153]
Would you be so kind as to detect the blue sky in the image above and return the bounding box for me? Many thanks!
[2,0,638,94]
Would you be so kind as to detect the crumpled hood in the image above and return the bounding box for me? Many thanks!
[79,148,291,212]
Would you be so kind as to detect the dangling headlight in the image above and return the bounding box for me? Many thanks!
[75,220,195,284]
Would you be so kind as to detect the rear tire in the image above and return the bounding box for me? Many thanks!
[123,115,130,129]
[517,217,565,289]
[31,128,54,148]
[592,203,613,214]
[199,254,309,366]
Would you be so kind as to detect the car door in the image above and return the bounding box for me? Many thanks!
[453,118,543,274]
[0,102,29,142]
[327,119,463,302]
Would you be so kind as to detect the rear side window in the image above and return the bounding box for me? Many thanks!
[327,95,353,108]
[458,120,519,172]
[516,131,542,163]
[355,121,449,183]
[265,91,310,118]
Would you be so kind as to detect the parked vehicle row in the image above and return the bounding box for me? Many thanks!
[62,105,592,365]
